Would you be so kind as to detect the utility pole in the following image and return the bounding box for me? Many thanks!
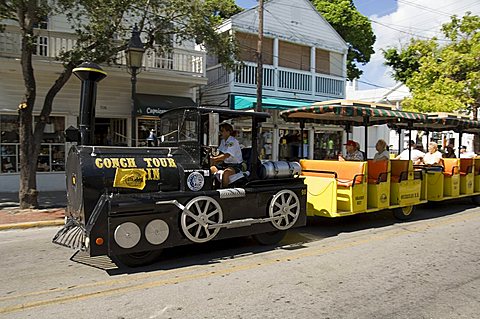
[251,0,264,179]
[256,0,264,113]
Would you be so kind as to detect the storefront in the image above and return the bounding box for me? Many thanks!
[229,94,344,161]
[134,94,196,147]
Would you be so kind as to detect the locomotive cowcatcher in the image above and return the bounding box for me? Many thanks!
[53,63,307,267]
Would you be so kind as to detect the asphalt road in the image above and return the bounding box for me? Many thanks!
[0,199,479,319]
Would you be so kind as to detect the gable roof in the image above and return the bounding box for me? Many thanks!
[220,0,348,53]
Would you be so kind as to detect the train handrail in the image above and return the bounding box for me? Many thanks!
[301,169,337,178]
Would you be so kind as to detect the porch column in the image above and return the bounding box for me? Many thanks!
[273,38,279,92]
[310,47,316,97]
[308,128,314,159]
[272,110,279,161]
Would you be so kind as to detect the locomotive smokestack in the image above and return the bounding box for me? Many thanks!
[73,62,107,145]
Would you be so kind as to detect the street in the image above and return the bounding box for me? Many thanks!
[1,199,479,319]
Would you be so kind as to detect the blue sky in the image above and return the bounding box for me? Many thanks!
[234,0,480,91]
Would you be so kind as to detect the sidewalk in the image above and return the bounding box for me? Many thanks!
[0,191,67,230]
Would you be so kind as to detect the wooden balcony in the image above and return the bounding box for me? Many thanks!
[0,26,206,77]
[206,61,345,100]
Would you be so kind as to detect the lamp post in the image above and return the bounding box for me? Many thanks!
[125,24,145,147]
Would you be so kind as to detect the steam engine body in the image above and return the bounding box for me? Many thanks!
[54,63,307,267]
[64,144,306,260]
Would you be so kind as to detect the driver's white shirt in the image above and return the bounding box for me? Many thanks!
[219,136,243,164]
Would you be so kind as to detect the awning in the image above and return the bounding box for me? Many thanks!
[232,95,312,110]
[280,103,428,126]
[135,94,196,116]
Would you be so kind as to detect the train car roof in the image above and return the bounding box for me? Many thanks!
[279,100,427,126]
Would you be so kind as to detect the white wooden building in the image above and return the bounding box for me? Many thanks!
[0,15,206,191]
[202,0,348,162]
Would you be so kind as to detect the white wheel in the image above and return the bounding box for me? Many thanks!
[181,196,223,243]
[269,190,300,230]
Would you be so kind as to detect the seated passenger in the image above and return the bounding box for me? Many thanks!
[396,140,424,164]
[373,139,389,161]
[339,140,363,161]
[421,142,443,166]
[443,143,456,158]
[459,145,476,159]
[210,122,243,187]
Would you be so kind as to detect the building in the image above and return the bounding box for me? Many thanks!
[202,0,348,161]
[0,15,206,191]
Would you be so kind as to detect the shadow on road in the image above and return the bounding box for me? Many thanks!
[70,197,478,275]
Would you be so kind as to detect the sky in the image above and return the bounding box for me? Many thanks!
[235,0,480,90]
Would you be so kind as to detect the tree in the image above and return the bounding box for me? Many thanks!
[312,0,376,80]
[383,13,480,151]
[0,0,239,208]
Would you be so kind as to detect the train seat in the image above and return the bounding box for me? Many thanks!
[390,160,410,183]
[367,160,389,184]
[443,158,459,177]
[459,158,474,176]
[300,160,365,187]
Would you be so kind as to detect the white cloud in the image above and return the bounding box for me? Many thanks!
[359,0,480,89]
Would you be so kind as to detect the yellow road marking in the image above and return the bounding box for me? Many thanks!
[1,210,478,315]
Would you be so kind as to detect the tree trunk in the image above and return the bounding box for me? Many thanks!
[18,2,39,209]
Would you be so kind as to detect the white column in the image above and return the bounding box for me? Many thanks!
[308,128,314,159]
[310,46,316,97]
[272,110,279,161]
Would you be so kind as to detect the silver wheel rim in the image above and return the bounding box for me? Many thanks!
[269,190,300,230]
[181,196,223,243]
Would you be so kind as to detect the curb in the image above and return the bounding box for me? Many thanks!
[0,219,65,231]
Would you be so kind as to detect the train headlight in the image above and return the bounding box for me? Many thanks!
[114,222,141,249]
[145,219,169,245]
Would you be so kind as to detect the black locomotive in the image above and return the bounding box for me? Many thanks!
[53,63,307,267]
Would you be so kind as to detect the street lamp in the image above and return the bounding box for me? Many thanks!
[125,24,145,147]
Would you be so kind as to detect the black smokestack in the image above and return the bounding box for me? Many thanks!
[73,62,107,145]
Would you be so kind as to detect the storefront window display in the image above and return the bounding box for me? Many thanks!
[313,131,342,160]
[0,115,66,173]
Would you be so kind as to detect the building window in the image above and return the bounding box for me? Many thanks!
[35,36,48,56]
[0,115,66,174]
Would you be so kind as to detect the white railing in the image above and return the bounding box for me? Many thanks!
[206,61,345,98]
[278,67,312,93]
[0,26,205,76]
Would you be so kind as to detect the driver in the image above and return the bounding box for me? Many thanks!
[210,122,243,187]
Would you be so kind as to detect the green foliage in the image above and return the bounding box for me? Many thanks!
[383,12,480,114]
[311,0,376,80]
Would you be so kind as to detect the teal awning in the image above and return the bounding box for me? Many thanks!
[232,95,312,110]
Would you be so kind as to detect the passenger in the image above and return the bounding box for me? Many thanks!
[373,139,390,161]
[396,140,424,164]
[355,141,366,160]
[459,145,476,158]
[339,140,364,161]
[443,143,456,158]
[210,122,243,188]
[421,142,443,166]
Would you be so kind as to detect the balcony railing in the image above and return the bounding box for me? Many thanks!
[0,26,205,76]
[206,62,345,98]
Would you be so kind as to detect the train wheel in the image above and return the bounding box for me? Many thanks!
[252,231,286,245]
[114,249,163,268]
[269,190,300,230]
[472,195,480,205]
[393,205,415,220]
[181,196,223,243]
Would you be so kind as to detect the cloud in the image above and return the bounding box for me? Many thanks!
[359,0,480,89]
